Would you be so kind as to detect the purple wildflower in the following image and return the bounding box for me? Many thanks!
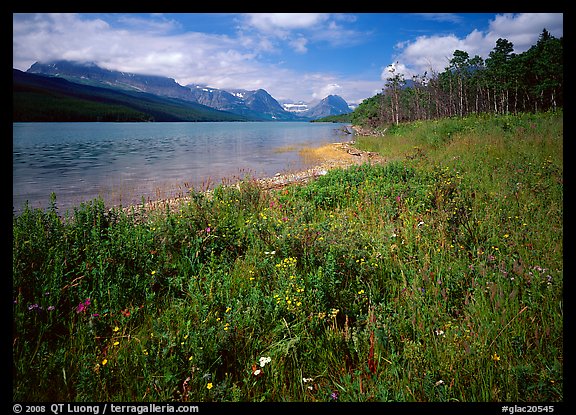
[76,298,91,313]
[330,391,339,401]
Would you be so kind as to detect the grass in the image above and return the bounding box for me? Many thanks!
[12,111,563,402]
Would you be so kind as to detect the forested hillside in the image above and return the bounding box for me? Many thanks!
[12,69,249,122]
[352,29,562,128]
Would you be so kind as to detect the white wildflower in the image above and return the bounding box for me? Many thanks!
[259,356,271,367]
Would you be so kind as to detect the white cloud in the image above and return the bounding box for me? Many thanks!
[244,13,330,33]
[485,13,563,49]
[13,13,257,86]
[14,13,560,107]
[415,13,464,24]
[312,83,342,100]
[289,37,308,54]
[241,13,368,53]
[388,13,563,78]
[13,13,375,104]
[115,14,181,34]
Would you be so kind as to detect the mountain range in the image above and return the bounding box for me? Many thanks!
[20,60,353,122]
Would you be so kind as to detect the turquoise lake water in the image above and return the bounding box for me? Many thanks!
[13,122,351,212]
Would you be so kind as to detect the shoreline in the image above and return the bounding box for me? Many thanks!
[126,141,385,217]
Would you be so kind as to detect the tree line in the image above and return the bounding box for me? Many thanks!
[353,29,563,127]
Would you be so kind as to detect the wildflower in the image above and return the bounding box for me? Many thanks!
[113,341,120,346]
[492,353,500,362]
[225,307,232,313]
[102,359,108,366]
[47,306,55,311]
[330,391,339,401]
[28,304,40,311]
[76,298,91,313]
[259,356,271,367]
[303,377,314,390]
[358,290,365,295]
[253,369,261,376]
[113,326,120,332]
[151,270,156,275]
[206,382,213,390]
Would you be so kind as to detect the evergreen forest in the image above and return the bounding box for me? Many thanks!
[352,29,562,127]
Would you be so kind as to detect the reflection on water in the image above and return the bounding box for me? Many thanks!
[13,122,351,213]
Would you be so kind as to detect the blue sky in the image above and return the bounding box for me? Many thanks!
[13,13,563,104]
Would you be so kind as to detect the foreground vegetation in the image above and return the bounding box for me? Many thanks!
[13,111,562,402]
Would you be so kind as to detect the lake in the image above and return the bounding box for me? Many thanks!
[13,122,351,213]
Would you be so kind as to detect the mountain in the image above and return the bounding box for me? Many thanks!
[13,69,248,122]
[27,60,194,99]
[235,88,295,120]
[27,60,301,121]
[186,85,301,121]
[301,95,353,119]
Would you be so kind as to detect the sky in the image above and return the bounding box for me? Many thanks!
[12,13,563,105]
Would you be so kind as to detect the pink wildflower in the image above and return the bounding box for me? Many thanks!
[76,298,91,313]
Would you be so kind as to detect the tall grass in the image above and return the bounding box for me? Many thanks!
[13,111,562,402]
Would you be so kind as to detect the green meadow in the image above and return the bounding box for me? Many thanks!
[13,111,563,402]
